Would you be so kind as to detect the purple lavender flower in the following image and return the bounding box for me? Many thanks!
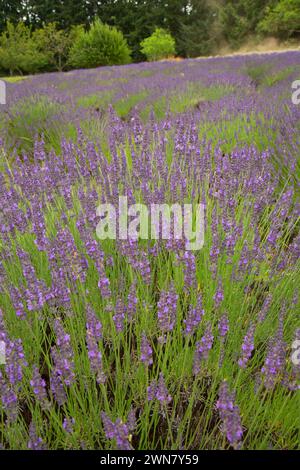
[86,304,102,339]
[193,323,214,375]
[30,366,49,409]
[182,250,197,290]
[127,408,136,433]
[51,320,75,387]
[157,284,178,332]
[113,298,126,333]
[257,294,272,323]
[97,270,111,299]
[86,333,106,385]
[140,334,153,366]
[156,373,172,404]
[147,373,172,404]
[127,281,137,321]
[261,330,286,389]
[218,313,229,339]
[63,417,75,434]
[86,305,106,383]
[213,279,224,309]
[5,338,27,387]
[216,381,243,449]
[184,295,204,336]
[0,370,18,422]
[27,422,47,450]
[50,320,75,404]
[50,368,67,406]
[147,378,158,401]
[101,412,134,450]
[238,324,255,368]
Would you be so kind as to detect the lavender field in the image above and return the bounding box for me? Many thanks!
[0,51,299,450]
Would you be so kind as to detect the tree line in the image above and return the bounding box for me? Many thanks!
[0,0,299,74]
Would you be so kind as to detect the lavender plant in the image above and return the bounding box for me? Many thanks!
[0,51,299,450]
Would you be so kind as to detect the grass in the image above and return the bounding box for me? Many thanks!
[114,90,149,117]
[140,83,234,121]
[77,91,115,109]
[1,76,28,83]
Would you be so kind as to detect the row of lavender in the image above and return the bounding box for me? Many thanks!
[0,52,299,449]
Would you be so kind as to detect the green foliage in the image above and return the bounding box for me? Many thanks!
[140,28,176,61]
[0,0,26,32]
[68,19,131,69]
[33,23,81,71]
[176,0,216,57]
[28,0,90,29]
[221,0,272,47]
[0,21,48,75]
[258,0,300,38]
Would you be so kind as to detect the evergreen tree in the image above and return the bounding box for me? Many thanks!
[0,0,26,31]
[177,0,216,57]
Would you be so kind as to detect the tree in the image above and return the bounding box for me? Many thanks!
[258,0,300,38]
[28,0,89,29]
[33,23,81,71]
[220,0,273,47]
[176,0,216,57]
[68,19,131,69]
[140,28,176,61]
[87,1,188,61]
[0,21,48,75]
[0,1,26,31]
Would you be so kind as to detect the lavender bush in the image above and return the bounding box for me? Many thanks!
[0,51,299,450]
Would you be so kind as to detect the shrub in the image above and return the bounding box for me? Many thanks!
[68,19,131,69]
[0,21,48,75]
[140,28,176,61]
[257,0,300,38]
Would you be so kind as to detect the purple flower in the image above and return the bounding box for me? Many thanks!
[193,323,214,375]
[157,283,178,332]
[101,412,134,450]
[216,381,243,449]
[113,298,126,333]
[97,269,111,299]
[85,307,105,383]
[63,417,75,434]
[86,304,102,339]
[140,334,153,366]
[50,369,67,406]
[147,373,172,404]
[5,338,27,387]
[156,373,172,404]
[257,294,272,323]
[213,279,224,309]
[238,324,255,368]
[218,313,229,339]
[184,295,204,336]
[27,422,47,450]
[50,320,75,403]
[30,366,49,409]
[261,329,286,389]
[0,370,18,422]
[127,282,137,321]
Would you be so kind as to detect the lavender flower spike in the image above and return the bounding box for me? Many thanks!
[216,381,243,449]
